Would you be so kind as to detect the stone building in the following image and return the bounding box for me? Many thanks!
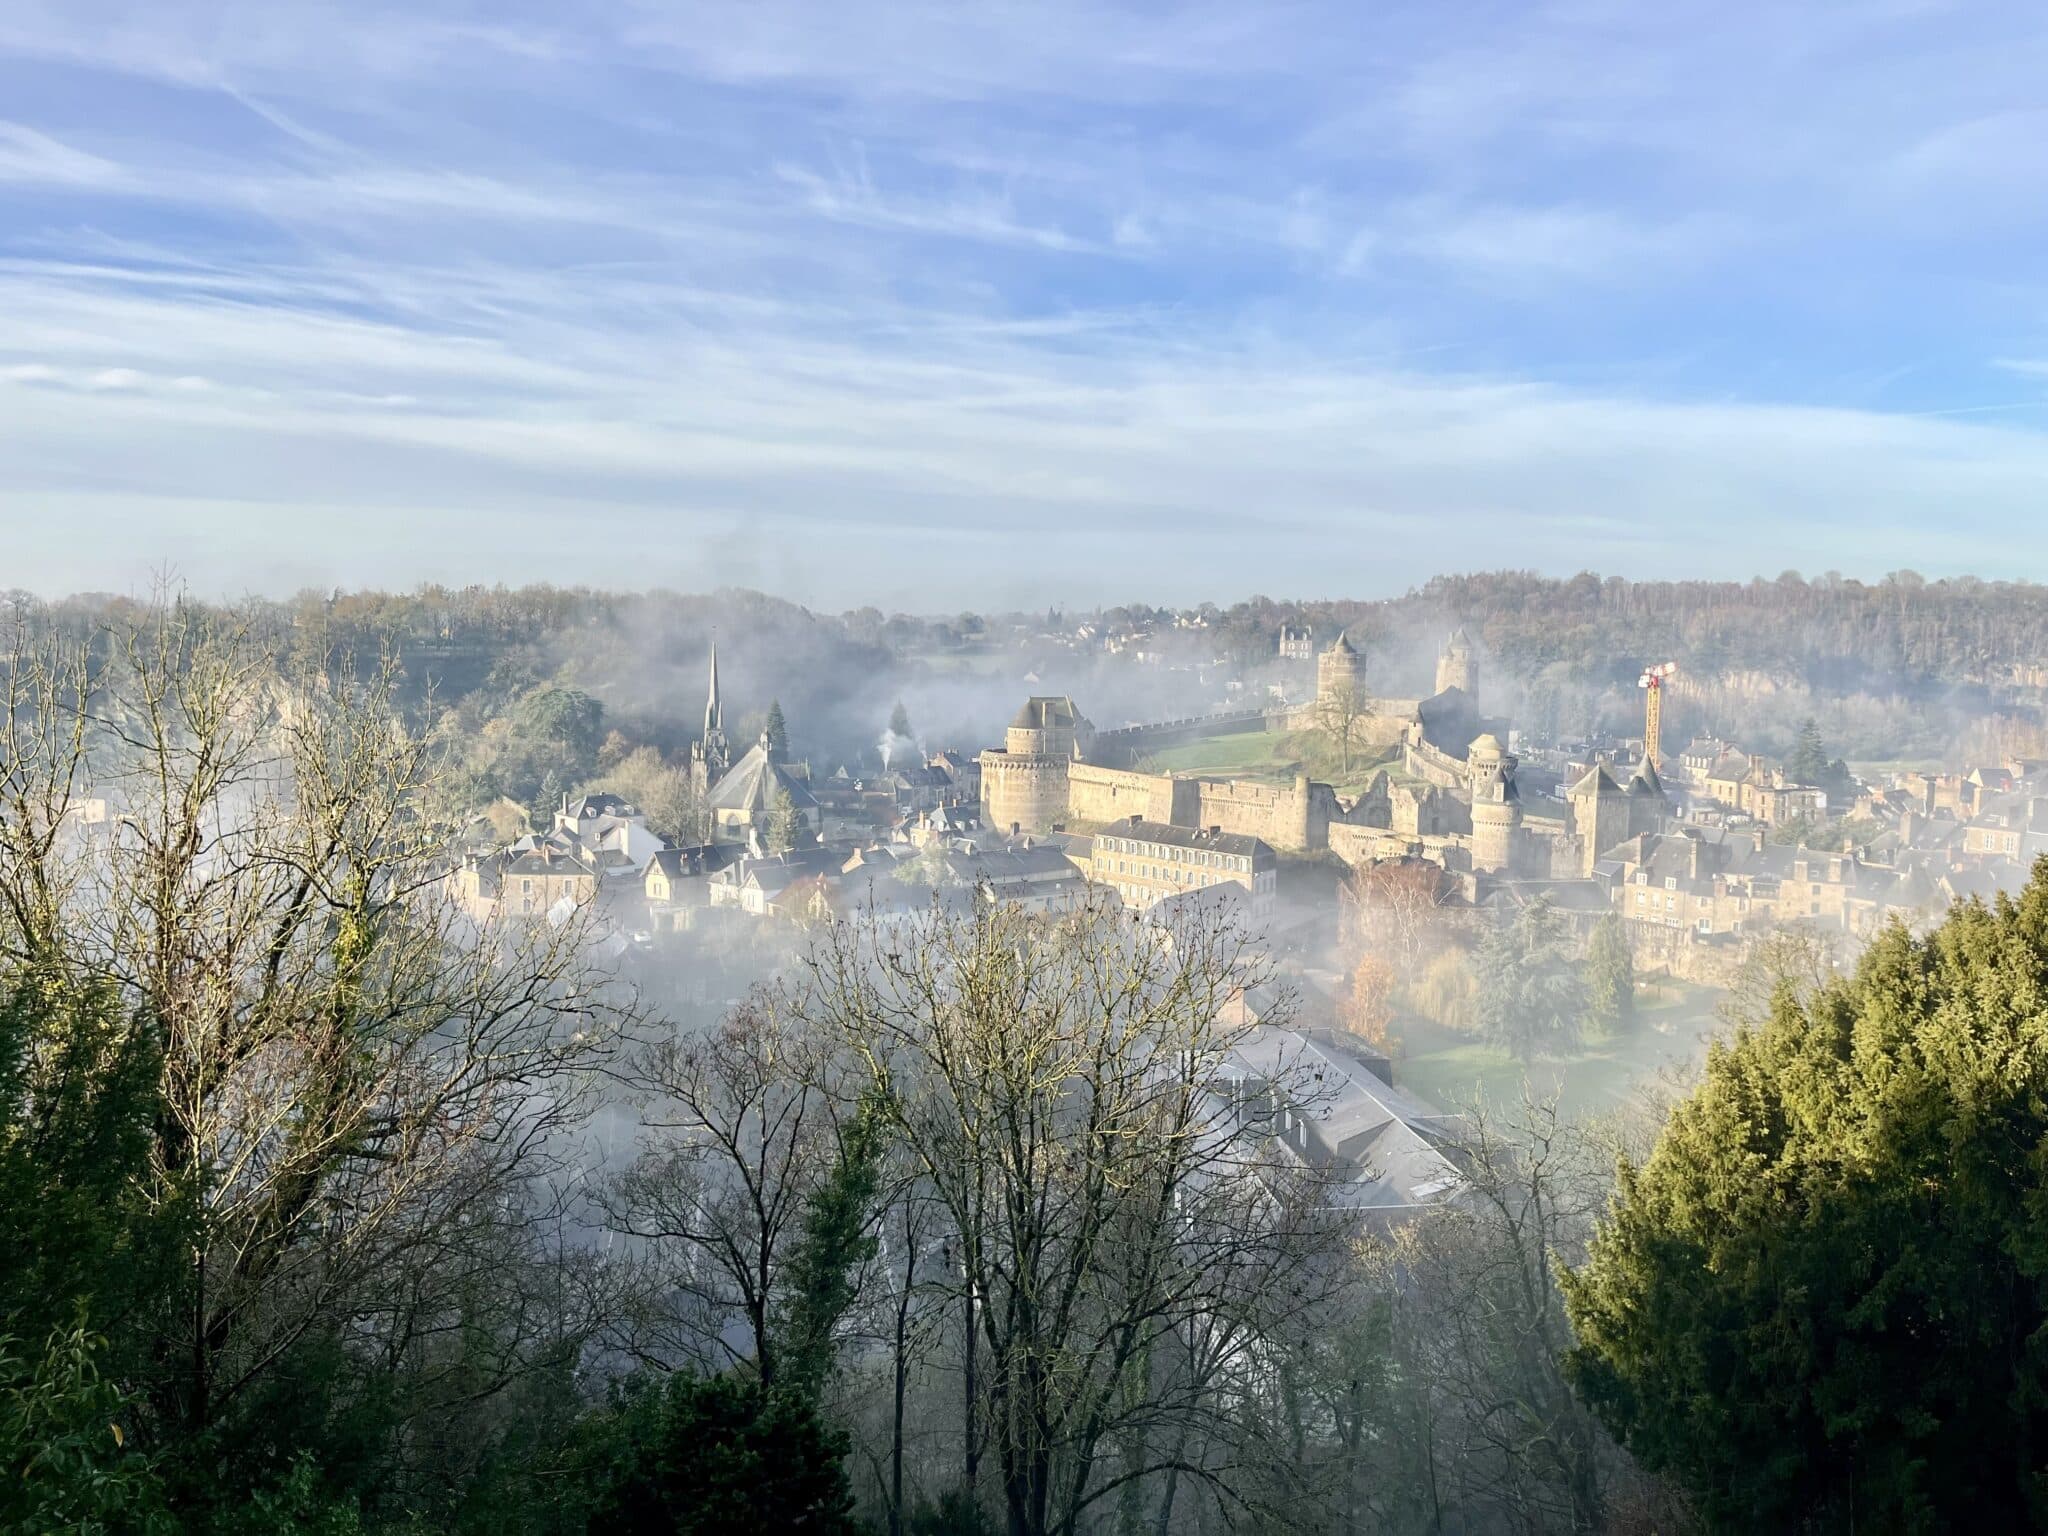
[449,841,598,922]
[688,641,732,796]
[707,731,822,845]
[1466,733,1521,874]
[1089,816,1277,916]
[1316,627,1365,712]
[980,696,1093,835]
[1565,757,1671,876]
[1434,627,1479,698]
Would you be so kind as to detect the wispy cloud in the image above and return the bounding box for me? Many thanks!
[1,0,2045,602]
[0,121,120,185]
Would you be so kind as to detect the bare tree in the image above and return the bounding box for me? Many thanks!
[600,998,842,1387]
[1314,681,1372,778]
[1340,857,1459,973]
[1372,1096,1617,1534]
[793,894,1343,1536]
[0,600,626,1448]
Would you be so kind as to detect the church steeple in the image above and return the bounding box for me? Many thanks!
[690,637,732,798]
[704,639,723,740]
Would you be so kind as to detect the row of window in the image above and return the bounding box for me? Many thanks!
[1106,858,1235,889]
[1097,835,1252,873]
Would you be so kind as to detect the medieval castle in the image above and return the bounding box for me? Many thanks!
[980,628,1670,883]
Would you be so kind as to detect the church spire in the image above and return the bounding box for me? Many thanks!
[704,638,723,739]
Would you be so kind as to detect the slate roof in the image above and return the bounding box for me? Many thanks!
[498,843,597,879]
[1227,1027,1464,1215]
[563,792,636,820]
[647,844,742,881]
[714,847,844,895]
[1097,817,1275,864]
[1570,763,1624,798]
[950,845,1085,885]
[708,741,821,815]
[1008,696,1086,733]
[1148,880,1253,925]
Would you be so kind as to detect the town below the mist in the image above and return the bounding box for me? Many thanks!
[18,572,2048,1536]
[445,589,2037,1126]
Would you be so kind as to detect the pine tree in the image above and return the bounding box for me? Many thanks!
[1474,899,1586,1065]
[889,700,913,743]
[1787,717,1829,786]
[765,788,802,854]
[765,700,789,761]
[1583,912,1635,1039]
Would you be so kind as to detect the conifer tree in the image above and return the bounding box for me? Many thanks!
[1565,864,2048,1532]
[1786,717,1829,786]
[1474,899,1585,1065]
[765,788,802,854]
[1582,912,1634,1039]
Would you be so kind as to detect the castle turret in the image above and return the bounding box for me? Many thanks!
[1626,756,1671,838]
[1435,627,1478,699]
[1567,760,1632,876]
[981,696,1092,834]
[1467,732,1521,874]
[1317,627,1364,709]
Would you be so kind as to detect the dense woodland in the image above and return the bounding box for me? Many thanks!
[10,567,2048,780]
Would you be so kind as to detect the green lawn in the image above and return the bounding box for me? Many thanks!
[1145,730,1302,778]
[1395,982,1726,1119]
[1145,730,1398,794]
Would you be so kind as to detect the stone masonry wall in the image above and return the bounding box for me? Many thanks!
[1067,763,1190,827]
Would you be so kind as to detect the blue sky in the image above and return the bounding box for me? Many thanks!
[3,0,2048,609]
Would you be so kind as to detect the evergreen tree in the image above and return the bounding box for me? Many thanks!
[0,979,184,1390]
[1583,912,1634,1039]
[889,700,913,743]
[1473,899,1586,1065]
[568,1373,857,1536]
[776,1091,890,1400]
[1565,864,2048,1532]
[764,700,788,761]
[1786,716,1829,786]
[764,788,802,854]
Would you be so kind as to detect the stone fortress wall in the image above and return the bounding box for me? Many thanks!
[981,631,1544,864]
[1067,763,1195,827]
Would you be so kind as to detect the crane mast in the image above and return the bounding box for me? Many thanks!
[1638,661,1679,767]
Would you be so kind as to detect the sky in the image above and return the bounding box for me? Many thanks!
[3,0,2048,611]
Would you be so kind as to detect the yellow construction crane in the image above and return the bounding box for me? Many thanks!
[1637,661,1678,767]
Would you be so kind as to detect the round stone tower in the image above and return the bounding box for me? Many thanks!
[980,696,1090,834]
[1317,627,1364,708]
[1466,732,1521,874]
[1435,627,1478,698]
